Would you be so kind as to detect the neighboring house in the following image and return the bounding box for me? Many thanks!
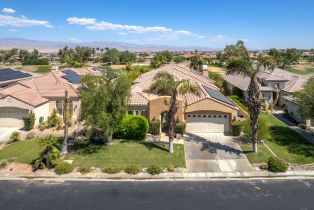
[0,68,34,88]
[0,68,99,128]
[224,68,314,125]
[129,64,239,133]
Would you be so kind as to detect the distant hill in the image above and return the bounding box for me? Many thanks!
[0,38,217,53]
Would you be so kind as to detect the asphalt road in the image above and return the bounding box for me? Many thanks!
[0,179,313,210]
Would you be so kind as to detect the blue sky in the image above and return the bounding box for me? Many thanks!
[0,0,313,49]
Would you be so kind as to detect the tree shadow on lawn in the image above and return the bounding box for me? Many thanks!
[119,140,169,152]
[269,126,314,158]
[184,133,243,156]
[69,141,104,155]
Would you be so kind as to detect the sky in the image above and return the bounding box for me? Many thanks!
[0,0,313,49]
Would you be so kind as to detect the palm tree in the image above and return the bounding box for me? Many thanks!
[149,71,201,153]
[225,42,275,153]
[189,54,203,71]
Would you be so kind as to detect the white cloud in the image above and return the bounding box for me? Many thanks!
[0,14,53,28]
[66,17,204,39]
[67,17,96,25]
[212,34,249,43]
[2,8,16,14]
[216,34,225,40]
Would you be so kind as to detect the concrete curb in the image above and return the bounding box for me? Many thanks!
[1,171,314,182]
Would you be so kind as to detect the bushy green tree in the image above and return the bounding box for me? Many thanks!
[79,74,131,142]
[150,51,173,68]
[102,48,121,64]
[294,78,314,121]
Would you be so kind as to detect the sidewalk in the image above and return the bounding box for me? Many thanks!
[1,163,314,181]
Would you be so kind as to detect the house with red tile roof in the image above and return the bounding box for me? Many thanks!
[128,64,239,133]
[0,68,99,127]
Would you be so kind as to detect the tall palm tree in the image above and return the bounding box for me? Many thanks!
[149,71,201,153]
[225,42,275,153]
[189,54,204,71]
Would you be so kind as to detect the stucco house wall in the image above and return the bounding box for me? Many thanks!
[33,102,50,126]
[148,96,184,121]
[185,98,238,120]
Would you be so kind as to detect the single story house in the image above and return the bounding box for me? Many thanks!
[128,64,239,133]
[0,68,34,88]
[0,68,98,127]
[224,68,314,125]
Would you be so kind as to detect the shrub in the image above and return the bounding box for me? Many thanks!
[149,119,160,135]
[231,122,243,136]
[0,160,7,169]
[102,165,123,174]
[267,157,288,172]
[32,135,61,170]
[115,115,149,140]
[54,161,74,175]
[260,162,269,170]
[175,122,186,135]
[124,165,140,175]
[26,131,36,140]
[147,165,162,175]
[47,109,62,128]
[23,113,35,131]
[8,131,21,143]
[79,166,92,174]
[38,122,48,131]
[167,165,175,172]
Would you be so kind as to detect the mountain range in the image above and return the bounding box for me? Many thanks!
[0,38,217,53]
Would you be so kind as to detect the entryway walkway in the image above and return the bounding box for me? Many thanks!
[183,133,253,173]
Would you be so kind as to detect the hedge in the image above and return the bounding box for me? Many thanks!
[149,119,161,135]
[267,157,288,172]
[175,122,186,135]
[23,113,35,131]
[231,122,243,136]
[114,115,149,140]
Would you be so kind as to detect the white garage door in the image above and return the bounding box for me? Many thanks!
[0,107,29,128]
[186,113,230,133]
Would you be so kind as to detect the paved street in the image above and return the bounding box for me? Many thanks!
[0,179,313,210]
[184,133,253,172]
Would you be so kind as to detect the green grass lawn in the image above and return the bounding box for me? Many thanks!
[66,140,185,168]
[0,139,185,169]
[35,65,51,73]
[240,112,314,165]
[15,65,52,74]
[240,144,274,164]
[288,64,314,75]
[0,139,42,164]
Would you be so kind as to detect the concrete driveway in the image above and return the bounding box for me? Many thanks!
[184,133,253,173]
[0,127,23,143]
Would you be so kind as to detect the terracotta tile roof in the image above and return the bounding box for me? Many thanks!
[130,64,236,108]
[0,67,97,107]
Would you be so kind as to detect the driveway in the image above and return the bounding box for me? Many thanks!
[0,127,23,143]
[184,133,253,173]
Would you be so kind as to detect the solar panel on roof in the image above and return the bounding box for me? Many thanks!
[203,86,235,106]
[0,68,32,82]
[61,70,80,84]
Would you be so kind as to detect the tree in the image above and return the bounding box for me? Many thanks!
[150,51,173,68]
[268,48,302,69]
[102,48,120,64]
[208,72,224,91]
[173,55,185,63]
[119,50,136,64]
[190,54,204,71]
[224,41,275,153]
[149,71,200,153]
[79,74,131,142]
[294,78,314,121]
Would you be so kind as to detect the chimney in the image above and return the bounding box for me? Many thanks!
[202,65,208,77]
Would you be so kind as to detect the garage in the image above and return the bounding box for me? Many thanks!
[0,107,29,128]
[186,113,230,133]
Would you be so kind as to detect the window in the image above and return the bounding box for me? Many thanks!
[224,115,227,118]
[208,115,212,118]
[192,115,196,117]
[203,115,207,118]
[218,115,222,118]
[128,111,133,115]
[187,115,191,117]
[198,115,201,117]
[213,115,217,118]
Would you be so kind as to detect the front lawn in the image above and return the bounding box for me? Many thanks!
[66,140,185,168]
[0,139,185,169]
[288,63,314,75]
[240,112,314,165]
[240,144,274,164]
[0,139,42,164]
